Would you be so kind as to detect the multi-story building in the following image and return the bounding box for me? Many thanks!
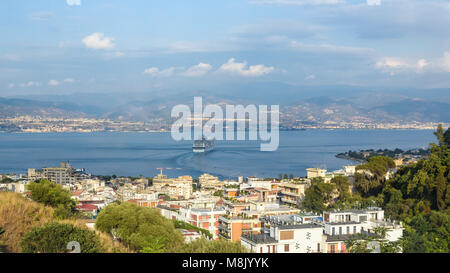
[218,216,262,241]
[179,207,226,239]
[306,168,327,179]
[152,174,193,200]
[279,181,308,206]
[242,207,403,253]
[241,223,324,253]
[199,173,223,189]
[28,161,87,185]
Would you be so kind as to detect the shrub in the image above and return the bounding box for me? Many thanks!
[20,222,102,253]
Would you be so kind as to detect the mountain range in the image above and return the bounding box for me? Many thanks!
[2,83,449,125]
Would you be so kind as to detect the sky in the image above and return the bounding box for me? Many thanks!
[1,0,450,96]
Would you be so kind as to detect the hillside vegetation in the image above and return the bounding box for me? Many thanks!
[0,192,131,253]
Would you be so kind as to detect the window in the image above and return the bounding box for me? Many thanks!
[284,244,290,252]
[339,227,342,235]
[346,226,350,234]
[353,226,356,234]
[332,227,335,235]
[280,230,294,240]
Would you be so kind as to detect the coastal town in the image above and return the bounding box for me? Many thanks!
[0,116,447,133]
[0,160,406,253]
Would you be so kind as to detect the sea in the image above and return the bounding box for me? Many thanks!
[0,130,435,180]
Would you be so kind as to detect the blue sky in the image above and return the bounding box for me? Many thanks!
[1,0,450,96]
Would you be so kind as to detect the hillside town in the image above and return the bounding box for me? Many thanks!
[0,161,405,253]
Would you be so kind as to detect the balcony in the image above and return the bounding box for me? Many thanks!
[281,190,300,197]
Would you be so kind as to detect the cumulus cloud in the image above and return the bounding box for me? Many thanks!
[66,0,81,6]
[48,80,60,86]
[182,63,213,77]
[376,57,430,74]
[143,67,177,77]
[82,33,115,50]
[20,81,41,88]
[219,58,275,76]
[48,78,76,86]
[376,57,408,69]
[249,0,345,5]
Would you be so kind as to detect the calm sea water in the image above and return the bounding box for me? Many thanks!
[0,130,435,179]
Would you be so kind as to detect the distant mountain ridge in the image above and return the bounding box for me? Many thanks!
[3,84,450,125]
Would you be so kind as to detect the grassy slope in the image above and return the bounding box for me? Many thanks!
[0,192,131,253]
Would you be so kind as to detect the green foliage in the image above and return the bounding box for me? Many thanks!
[444,127,450,146]
[0,177,14,184]
[354,156,396,197]
[434,124,446,146]
[20,222,102,253]
[213,190,224,197]
[26,180,77,219]
[380,125,450,253]
[172,219,213,239]
[401,211,450,253]
[181,238,249,253]
[0,226,4,236]
[331,175,351,202]
[302,178,335,213]
[345,227,401,253]
[95,202,184,252]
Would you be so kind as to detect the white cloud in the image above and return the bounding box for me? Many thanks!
[249,0,345,6]
[375,57,430,74]
[66,0,81,6]
[49,80,60,86]
[441,52,450,72]
[376,57,408,69]
[82,33,115,50]
[143,67,176,77]
[366,0,381,6]
[48,78,75,86]
[219,58,275,77]
[304,74,316,80]
[8,83,15,88]
[20,81,41,88]
[63,78,75,83]
[182,63,212,77]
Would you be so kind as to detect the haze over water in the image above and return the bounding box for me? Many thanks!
[0,130,435,179]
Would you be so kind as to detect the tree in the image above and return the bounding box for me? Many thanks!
[345,227,401,253]
[444,127,450,146]
[95,202,185,252]
[331,176,350,202]
[354,156,395,197]
[302,178,335,213]
[434,124,446,146]
[20,222,102,253]
[0,227,4,236]
[26,180,77,219]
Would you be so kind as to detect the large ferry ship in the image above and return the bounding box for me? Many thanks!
[193,136,214,153]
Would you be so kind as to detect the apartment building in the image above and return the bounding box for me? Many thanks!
[322,207,404,253]
[218,216,262,241]
[28,161,85,185]
[279,182,308,206]
[180,207,226,239]
[199,173,223,189]
[241,223,324,253]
